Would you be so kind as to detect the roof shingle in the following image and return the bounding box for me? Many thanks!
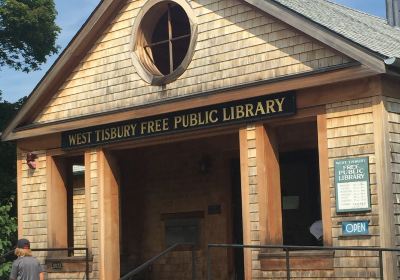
[271,0,400,59]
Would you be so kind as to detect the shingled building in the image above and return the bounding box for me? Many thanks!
[2,0,400,279]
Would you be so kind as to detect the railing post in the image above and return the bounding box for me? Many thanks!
[207,246,211,280]
[192,245,196,280]
[86,248,90,280]
[379,250,384,280]
[285,248,291,280]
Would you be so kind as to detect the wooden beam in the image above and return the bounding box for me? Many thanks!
[108,124,239,151]
[13,106,325,154]
[297,76,381,109]
[98,149,120,280]
[17,133,61,151]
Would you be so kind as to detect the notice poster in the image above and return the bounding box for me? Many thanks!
[335,157,371,213]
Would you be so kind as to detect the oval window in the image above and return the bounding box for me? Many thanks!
[131,0,198,85]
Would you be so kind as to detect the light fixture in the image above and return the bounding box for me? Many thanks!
[26,152,38,169]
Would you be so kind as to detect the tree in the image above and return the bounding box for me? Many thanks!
[0,1,60,277]
[0,0,61,72]
[0,92,25,279]
[0,92,25,200]
[0,197,17,279]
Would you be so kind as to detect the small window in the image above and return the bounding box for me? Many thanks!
[161,211,203,249]
[165,218,200,247]
[131,0,198,85]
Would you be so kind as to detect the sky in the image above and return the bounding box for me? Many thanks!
[0,0,388,102]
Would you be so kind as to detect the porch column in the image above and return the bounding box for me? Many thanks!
[98,149,120,280]
[46,155,68,250]
[239,123,282,280]
[256,124,283,245]
[372,96,398,279]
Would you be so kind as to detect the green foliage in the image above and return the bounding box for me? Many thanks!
[0,94,22,200]
[0,0,61,72]
[0,2,56,277]
[0,92,23,279]
[0,197,17,278]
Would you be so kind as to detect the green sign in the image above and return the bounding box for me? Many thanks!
[62,92,296,149]
[342,220,369,236]
[335,157,371,213]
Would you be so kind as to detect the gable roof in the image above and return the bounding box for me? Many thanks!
[2,0,400,141]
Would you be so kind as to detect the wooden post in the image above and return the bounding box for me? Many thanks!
[240,123,283,279]
[372,95,398,279]
[317,114,332,246]
[46,156,68,250]
[256,124,283,245]
[98,149,120,280]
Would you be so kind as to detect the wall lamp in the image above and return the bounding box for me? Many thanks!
[26,152,38,169]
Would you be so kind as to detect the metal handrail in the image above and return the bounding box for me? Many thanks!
[207,243,400,280]
[120,243,196,280]
[31,247,90,280]
[1,247,89,280]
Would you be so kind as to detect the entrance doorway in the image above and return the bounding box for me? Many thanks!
[276,121,323,246]
[280,149,321,246]
[116,133,243,279]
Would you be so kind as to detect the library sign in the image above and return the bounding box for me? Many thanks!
[62,92,296,149]
[334,157,371,213]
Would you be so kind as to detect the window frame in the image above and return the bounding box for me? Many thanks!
[131,0,198,85]
[161,211,204,250]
